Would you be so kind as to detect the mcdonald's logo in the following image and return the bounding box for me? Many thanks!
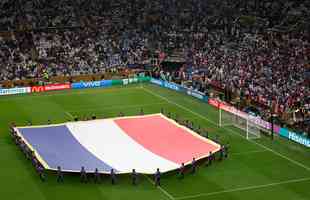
[31,86,46,93]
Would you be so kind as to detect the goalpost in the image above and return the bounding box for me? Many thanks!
[219,108,261,140]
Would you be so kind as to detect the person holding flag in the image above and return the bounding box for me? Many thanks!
[94,168,101,183]
[132,169,138,185]
[178,163,185,179]
[191,158,197,174]
[57,166,64,183]
[154,168,161,186]
[80,166,88,183]
[111,169,116,185]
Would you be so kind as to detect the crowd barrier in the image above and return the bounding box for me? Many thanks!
[0,77,308,147]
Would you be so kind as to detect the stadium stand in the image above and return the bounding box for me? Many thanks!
[0,0,309,137]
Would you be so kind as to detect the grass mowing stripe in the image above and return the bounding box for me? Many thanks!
[143,174,175,200]
[142,86,310,172]
[66,102,168,113]
[175,177,310,200]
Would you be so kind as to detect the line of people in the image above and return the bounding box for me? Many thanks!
[53,149,228,186]
[9,123,46,182]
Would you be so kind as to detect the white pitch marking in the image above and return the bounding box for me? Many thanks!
[64,111,74,119]
[142,86,310,172]
[175,177,310,200]
[144,174,175,200]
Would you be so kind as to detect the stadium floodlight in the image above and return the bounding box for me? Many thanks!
[219,108,261,140]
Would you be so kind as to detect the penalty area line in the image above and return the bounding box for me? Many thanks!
[175,177,310,200]
[142,87,310,172]
[143,175,175,200]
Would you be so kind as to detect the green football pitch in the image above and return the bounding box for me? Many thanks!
[0,83,309,200]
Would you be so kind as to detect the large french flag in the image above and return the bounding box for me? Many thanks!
[16,114,220,174]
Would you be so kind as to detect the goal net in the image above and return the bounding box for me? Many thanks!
[219,108,261,139]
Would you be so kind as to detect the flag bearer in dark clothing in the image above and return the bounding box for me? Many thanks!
[219,145,224,161]
[204,130,209,138]
[154,168,161,186]
[167,112,171,118]
[94,168,101,183]
[140,108,144,115]
[111,169,116,185]
[31,151,37,165]
[191,158,196,174]
[37,165,45,182]
[178,163,185,179]
[57,166,64,183]
[132,169,138,185]
[224,142,230,158]
[206,151,213,166]
[80,166,88,183]
[190,121,194,130]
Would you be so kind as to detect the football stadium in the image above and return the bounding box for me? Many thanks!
[0,1,310,200]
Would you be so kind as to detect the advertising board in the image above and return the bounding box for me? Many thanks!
[279,128,310,147]
[31,84,71,92]
[0,87,31,96]
[71,80,112,89]
[45,83,71,91]
[186,89,208,102]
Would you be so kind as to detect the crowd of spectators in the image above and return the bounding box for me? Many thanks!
[0,0,309,133]
[168,31,310,135]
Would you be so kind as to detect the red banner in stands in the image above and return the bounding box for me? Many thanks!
[31,84,71,93]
